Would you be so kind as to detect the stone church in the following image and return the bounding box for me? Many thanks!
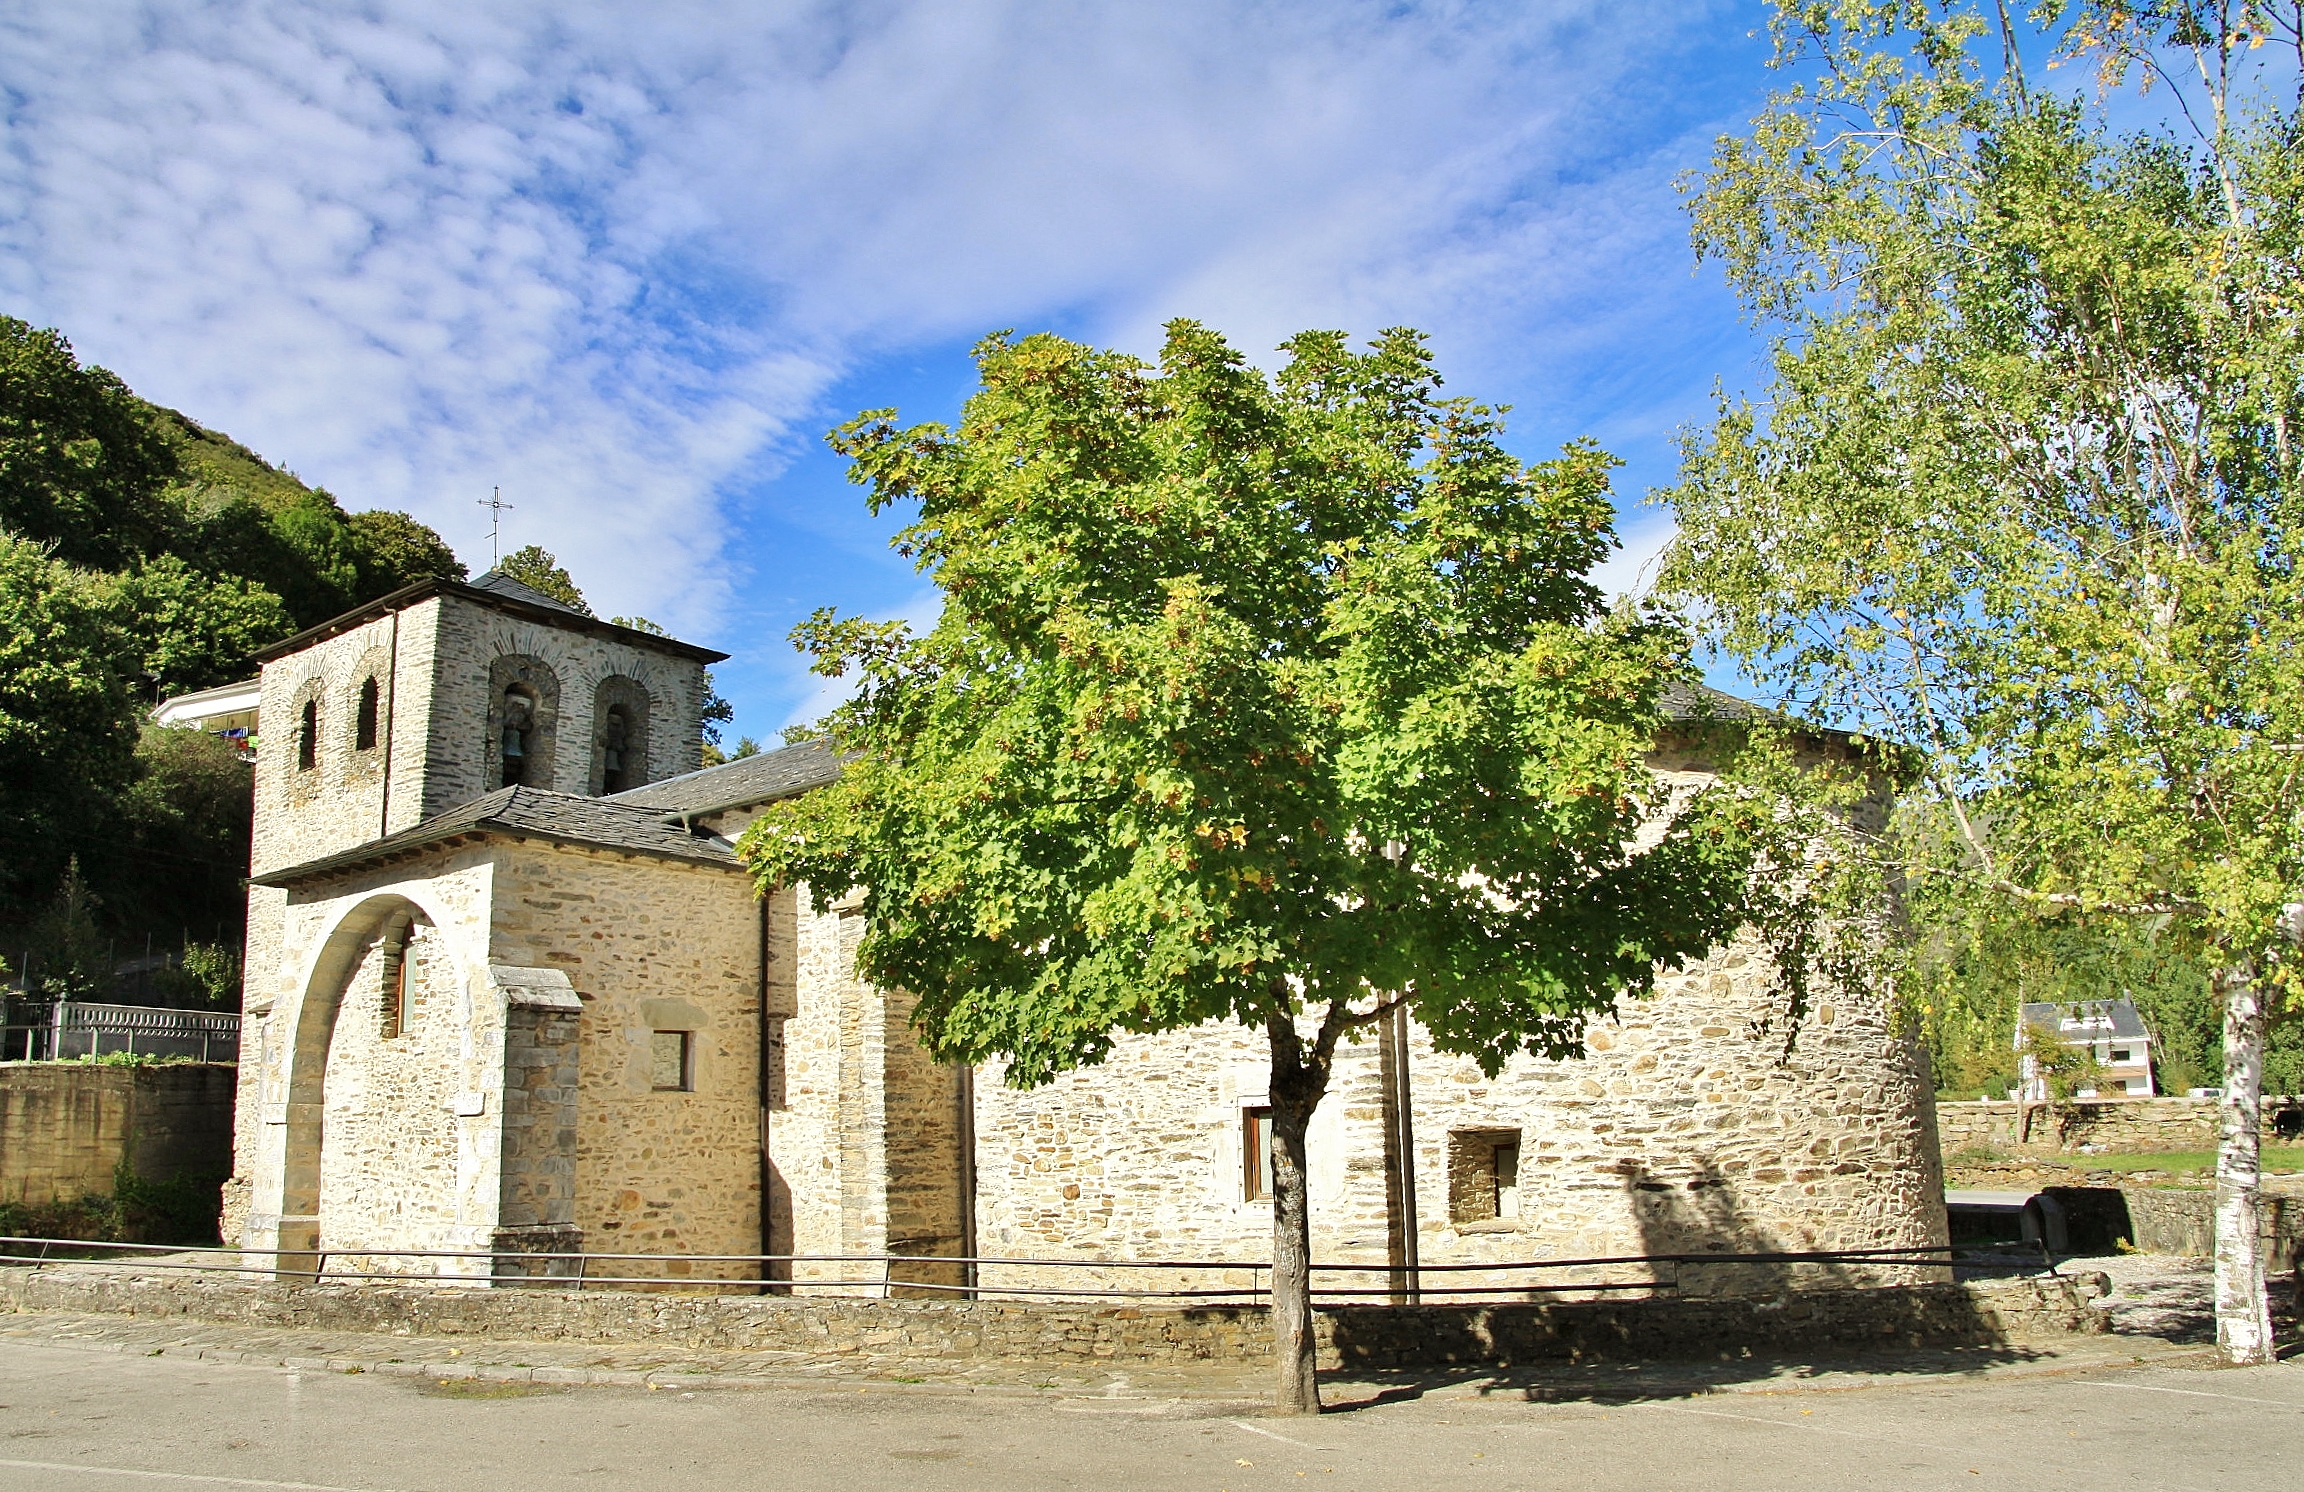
[224,571,1947,1296]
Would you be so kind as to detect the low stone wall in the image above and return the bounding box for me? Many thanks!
[1939,1097,2300,1156]
[0,1063,237,1206]
[2119,1188,2302,1272]
[0,1265,2105,1368]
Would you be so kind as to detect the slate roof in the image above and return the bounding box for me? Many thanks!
[251,785,742,886]
[607,737,843,818]
[250,574,729,665]
[1661,680,1772,724]
[2019,998,2153,1043]
[465,567,593,617]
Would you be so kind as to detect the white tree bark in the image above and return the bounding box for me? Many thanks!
[2214,962,2273,1365]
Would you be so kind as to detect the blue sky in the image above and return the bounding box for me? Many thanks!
[1,1,1783,740]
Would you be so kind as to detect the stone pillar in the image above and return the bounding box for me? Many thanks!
[485,965,585,1280]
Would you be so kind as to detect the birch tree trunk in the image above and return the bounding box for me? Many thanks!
[2214,961,2274,1365]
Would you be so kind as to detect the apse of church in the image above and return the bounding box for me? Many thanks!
[223,570,1947,1294]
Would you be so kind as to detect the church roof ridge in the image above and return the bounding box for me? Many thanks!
[251,784,742,887]
[466,567,590,616]
[249,576,731,666]
[605,736,843,819]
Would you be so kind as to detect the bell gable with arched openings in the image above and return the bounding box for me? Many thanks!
[588,674,653,795]
[485,653,563,792]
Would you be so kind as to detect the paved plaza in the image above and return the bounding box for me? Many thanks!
[0,1254,2293,1491]
[0,1327,2297,1492]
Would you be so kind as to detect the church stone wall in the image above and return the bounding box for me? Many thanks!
[1396,939,1946,1298]
[419,595,708,818]
[227,854,499,1267]
[969,1024,1375,1298]
[769,893,969,1295]
[487,841,763,1269]
[964,932,1946,1300]
[314,919,474,1270]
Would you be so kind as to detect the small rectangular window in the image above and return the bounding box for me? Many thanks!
[650,1030,692,1092]
[1448,1128,1523,1223]
[2109,1048,2131,1063]
[381,947,409,1039]
[1243,1106,1273,1202]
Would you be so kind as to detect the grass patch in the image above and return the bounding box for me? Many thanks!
[414,1377,569,1400]
[2056,1148,2304,1174]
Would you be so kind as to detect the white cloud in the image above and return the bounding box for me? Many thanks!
[0,0,1746,646]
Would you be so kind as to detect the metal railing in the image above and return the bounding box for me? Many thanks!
[1,1002,239,1063]
[0,1237,1960,1303]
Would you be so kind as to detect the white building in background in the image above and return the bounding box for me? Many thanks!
[153,677,262,757]
[2017,998,2156,1099]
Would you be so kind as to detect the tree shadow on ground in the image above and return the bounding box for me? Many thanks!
[1319,1155,2058,1408]
[1314,1339,2076,1411]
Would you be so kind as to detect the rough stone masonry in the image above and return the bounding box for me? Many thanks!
[219,569,1949,1299]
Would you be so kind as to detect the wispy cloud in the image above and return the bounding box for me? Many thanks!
[0,0,1755,669]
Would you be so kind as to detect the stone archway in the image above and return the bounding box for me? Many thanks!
[242,889,457,1273]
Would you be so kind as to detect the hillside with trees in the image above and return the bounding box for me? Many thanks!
[1,315,465,1007]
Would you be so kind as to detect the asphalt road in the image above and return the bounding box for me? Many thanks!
[0,1340,2297,1492]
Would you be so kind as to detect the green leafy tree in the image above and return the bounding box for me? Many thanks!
[103,723,256,951]
[108,556,293,697]
[742,323,1793,1413]
[20,857,110,1005]
[346,510,467,595]
[0,317,180,569]
[0,534,137,921]
[1661,0,2304,1362]
[498,545,593,613]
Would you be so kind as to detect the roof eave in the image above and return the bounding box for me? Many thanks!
[250,578,731,666]
[251,819,742,888]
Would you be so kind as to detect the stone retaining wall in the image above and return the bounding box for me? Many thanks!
[0,1063,236,1207]
[1939,1097,2301,1155]
[2118,1187,2302,1272]
[0,1265,2104,1369]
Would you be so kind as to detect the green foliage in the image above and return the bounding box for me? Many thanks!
[149,941,242,1009]
[109,556,293,697]
[15,857,109,1003]
[0,1156,224,1247]
[1662,3,2304,1037]
[346,508,466,595]
[104,725,255,946]
[498,544,592,613]
[0,537,138,918]
[0,319,181,569]
[2020,1018,2108,1100]
[742,321,1792,1086]
[0,313,461,944]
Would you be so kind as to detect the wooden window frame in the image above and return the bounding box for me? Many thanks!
[1243,1106,1273,1202]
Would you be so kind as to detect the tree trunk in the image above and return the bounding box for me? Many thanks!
[1268,1092,1320,1414]
[2214,961,2274,1365]
[1263,1005,1331,1416]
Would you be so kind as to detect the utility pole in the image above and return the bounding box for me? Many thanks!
[478,487,514,563]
